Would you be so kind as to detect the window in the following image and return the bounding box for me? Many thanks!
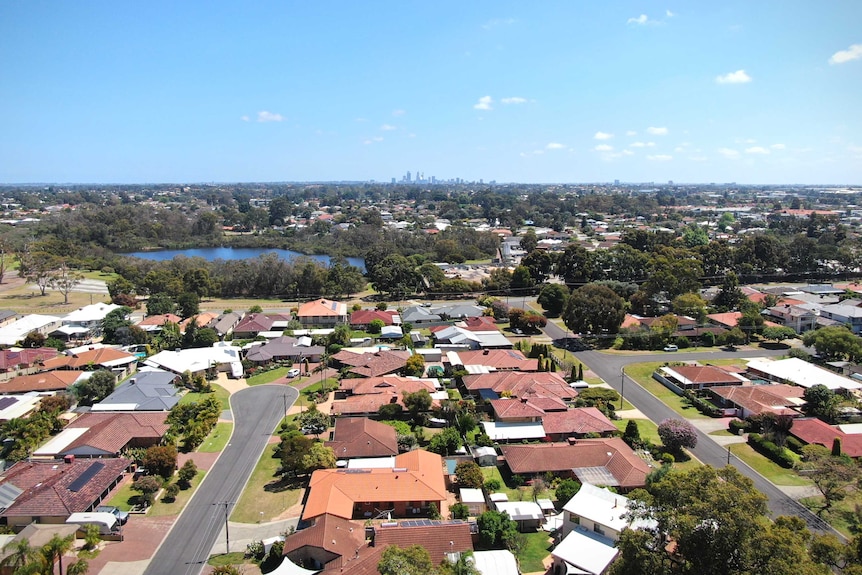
[570,514,580,525]
[594,523,605,536]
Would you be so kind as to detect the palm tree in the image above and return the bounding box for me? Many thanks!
[39,534,74,575]
[66,559,89,575]
[0,538,39,573]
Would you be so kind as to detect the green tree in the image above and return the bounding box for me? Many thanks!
[403,354,426,377]
[762,325,798,343]
[66,559,90,575]
[101,307,133,343]
[378,545,439,575]
[537,283,569,317]
[40,533,74,575]
[454,461,484,489]
[176,292,200,318]
[18,248,58,296]
[428,427,462,456]
[476,510,518,548]
[519,229,538,253]
[622,419,642,448]
[132,475,163,507]
[297,405,330,437]
[510,265,535,290]
[521,250,554,284]
[800,444,861,514]
[713,271,745,311]
[554,478,581,504]
[672,292,708,323]
[803,326,862,361]
[146,293,176,316]
[802,384,841,422]
[48,261,84,305]
[73,370,116,406]
[177,459,197,488]
[368,319,385,334]
[403,389,432,421]
[143,444,178,480]
[0,539,39,573]
[563,284,625,335]
[278,432,314,478]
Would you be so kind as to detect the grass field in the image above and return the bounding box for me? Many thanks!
[150,471,207,517]
[516,531,553,573]
[199,422,233,453]
[247,366,289,386]
[623,362,712,420]
[180,383,231,410]
[613,418,661,444]
[231,444,301,523]
[728,443,811,486]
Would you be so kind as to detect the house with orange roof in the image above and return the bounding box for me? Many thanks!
[298,299,348,327]
[179,312,219,332]
[332,375,439,417]
[325,417,398,460]
[0,371,86,395]
[136,313,182,332]
[41,347,137,377]
[706,384,805,419]
[706,311,742,329]
[301,450,447,522]
[657,365,749,391]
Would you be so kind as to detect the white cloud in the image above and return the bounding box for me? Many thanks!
[626,130,637,136]
[474,96,493,110]
[392,109,406,117]
[380,124,397,131]
[829,44,862,65]
[630,141,656,148]
[647,154,673,161]
[647,126,668,135]
[666,9,675,17]
[718,147,740,158]
[546,142,566,150]
[594,131,614,140]
[240,115,250,122]
[363,136,384,145]
[501,97,527,104]
[627,14,649,25]
[594,144,614,152]
[771,143,786,150]
[257,111,284,122]
[745,146,770,155]
[622,149,634,156]
[354,117,369,123]
[715,70,752,84]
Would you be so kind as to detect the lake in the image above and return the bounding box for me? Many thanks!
[125,247,366,271]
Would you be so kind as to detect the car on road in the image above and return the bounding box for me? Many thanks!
[663,344,679,352]
[96,505,129,525]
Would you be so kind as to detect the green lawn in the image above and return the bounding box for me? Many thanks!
[180,383,231,410]
[105,482,139,512]
[481,466,529,502]
[517,531,553,573]
[623,362,711,420]
[613,418,661,444]
[294,378,337,408]
[231,444,302,523]
[800,489,862,538]
[199,422,233,453]
[150,471,207,517]
[247,366,289,386]
[728,443,812,486]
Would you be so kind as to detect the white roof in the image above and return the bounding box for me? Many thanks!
[346,456,396,469]
[838,423,862,435]
[563,483,637,533]
[63,303,120,324]
[537,498,555,511]
[473,446,497,458]
[0,394,42,421]
[0,314,61,346]
[489,493,509,502]
[446,351,463,366]
[472,550,519,575]
[460,488,485,504]
[145,344,242,374]
[494,501,544,521]
[66,512,117,527]
[33,428,89,457]
[552,529,619,575]
[748,357,862,391]
[481,421,546,441]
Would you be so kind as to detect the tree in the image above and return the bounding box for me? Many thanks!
[278,432,314,478]
[143,444,178,480]
[537,283,569,317]
[803,384,841,423]
[176,292,200,318]
[521,250,554,284]
[563,284,625,335]
[18,248,57,296]
[803,326,862,361]
[519,229,538,253]
[146,293,176,316]
[177,459,197,488]
[762,325,798,343]
[658,418,698,453]
[378,545,438,575]
[49,261,83,304]
[510,265,535,290]
[297,405,330,437]
[40,533,74,575]
[403,354,425,377]
[21,331,46,348]
[1,539,39,573]
[800,444,860,513]
[622,419,642,448]
[428,427,462,456]
[368,254,421,299]
[454,461,484,488]
[476,510,518,548]
[713,271,745,311]
[672,292,708,323]
[73,369,116,406]
[403,389,432,421]
[301,442,337,474]
[132,475,163,507]
[368,319,385,334]
[101,307,133,343]
[439,552,481,575]
[554,478,581,504]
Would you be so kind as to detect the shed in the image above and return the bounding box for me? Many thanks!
[459,488,487,516]
[493,501,544,531]
[473,446,498,467]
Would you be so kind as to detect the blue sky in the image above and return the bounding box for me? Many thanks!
[1,1,860,185]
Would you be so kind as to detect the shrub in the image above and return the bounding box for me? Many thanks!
[454,461,484,489]
[511,474,525,487]
[674,336,691,349]
[450,503,469,520]
[246,540,265,560]
[163,482,180,502]
[747,433,795,468]
[660,453,675,465]
[658,418,698,452]
[785,435,805,454]
[728,419,748,435]
[484,478,502,491]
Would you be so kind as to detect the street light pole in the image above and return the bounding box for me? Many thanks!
[620,368,625,410]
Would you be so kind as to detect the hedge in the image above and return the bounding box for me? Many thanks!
[728,419,748,435]
[785,435,806,454]
[683,390,722,418]
[747,433,795,468]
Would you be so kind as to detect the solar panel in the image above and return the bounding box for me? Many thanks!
[573,466,619,487]
[0,483,22,510]
[0,397,18,411]
[68,462,105,492]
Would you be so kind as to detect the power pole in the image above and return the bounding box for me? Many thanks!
[215,502,232,553]
[620,368,626,410]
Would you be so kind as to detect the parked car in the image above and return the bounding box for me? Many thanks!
[287,368,301,378]
[95,505,129,526]
[663,344,679,352]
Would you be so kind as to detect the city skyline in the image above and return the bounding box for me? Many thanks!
[1,1,860,185]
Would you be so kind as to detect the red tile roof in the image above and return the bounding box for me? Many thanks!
[325,418,399,459]
[349,310,398,327]
[63,412,169,456]
[0,348,59,371]
[706,311,742,328]
[333,351,412,378]
[0,457,131,519]
[490,398,545,420]
[454,349,538,371]
[708,384,804,417]
[136,313,181,327]
[233,313,275,334]
[0,371,83,394]
[500,438,650,489]
[42,348,136,370]
[667,365,745,386]
[298,299,348,318]
[790,418,862,457]
[541,407,617,437]
[462,316,499,332]
[282,513,367,570]
[462,371,576,401]
[373,521,473,564]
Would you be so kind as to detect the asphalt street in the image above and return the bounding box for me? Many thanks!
[143,384,298,575]
[540,320,840,536]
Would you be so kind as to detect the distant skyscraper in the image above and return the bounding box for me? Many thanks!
[406,171,411,182]
[614,179,620,185]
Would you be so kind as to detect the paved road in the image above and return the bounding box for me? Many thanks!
[541,320,840,536]
[144,385,298,575]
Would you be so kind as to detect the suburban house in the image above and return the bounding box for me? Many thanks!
[500,438,652,491]
[325,417,399,460]
[489,398,615,441]
[179,312,220,333]
[434,304,485,320]
[33,412,169,458]
[332,349,413,378]
[91,369,181,412]
[0,395,43,422]
[297,299,349,327]
[349,309,400,330]
[332,375,441,417]
[144,343,243,378]
[232,313,275,339]
[747,357,862,392]
[0,371,86,394]
[655,365,749,391]
[553,483,655,575]
[399,306,442,325]
[431,325,514,350]
[0,315,63,347]
[706,311,743,329]
[0,347,59,381]
[135,313,183,333]
[282,513,367,571]
[209,311,243,339]
[763,304,818,333]
[446,349,539,372]
[245,336,325,365]
[301,450,447,522]
[42,347,138,377]
[706,384,805,419]
[462,371,577,403]
[788,418,862,457]
[0,310,17,329]
[53,303,122,342]
[819,302,862,334]
[0,457,132,529]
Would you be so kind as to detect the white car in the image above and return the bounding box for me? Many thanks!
[663,344,679,352]
[287,368,301,378]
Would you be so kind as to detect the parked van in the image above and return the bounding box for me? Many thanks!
[66,511,118,535]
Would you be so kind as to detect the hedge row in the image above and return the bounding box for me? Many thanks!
[728,419,748,435]
[748,433,795,468]
[683,390,722,418]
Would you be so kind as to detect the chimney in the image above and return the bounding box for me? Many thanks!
[64,454,75,465]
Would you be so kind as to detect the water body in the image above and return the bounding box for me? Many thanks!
[126,247,366,271]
